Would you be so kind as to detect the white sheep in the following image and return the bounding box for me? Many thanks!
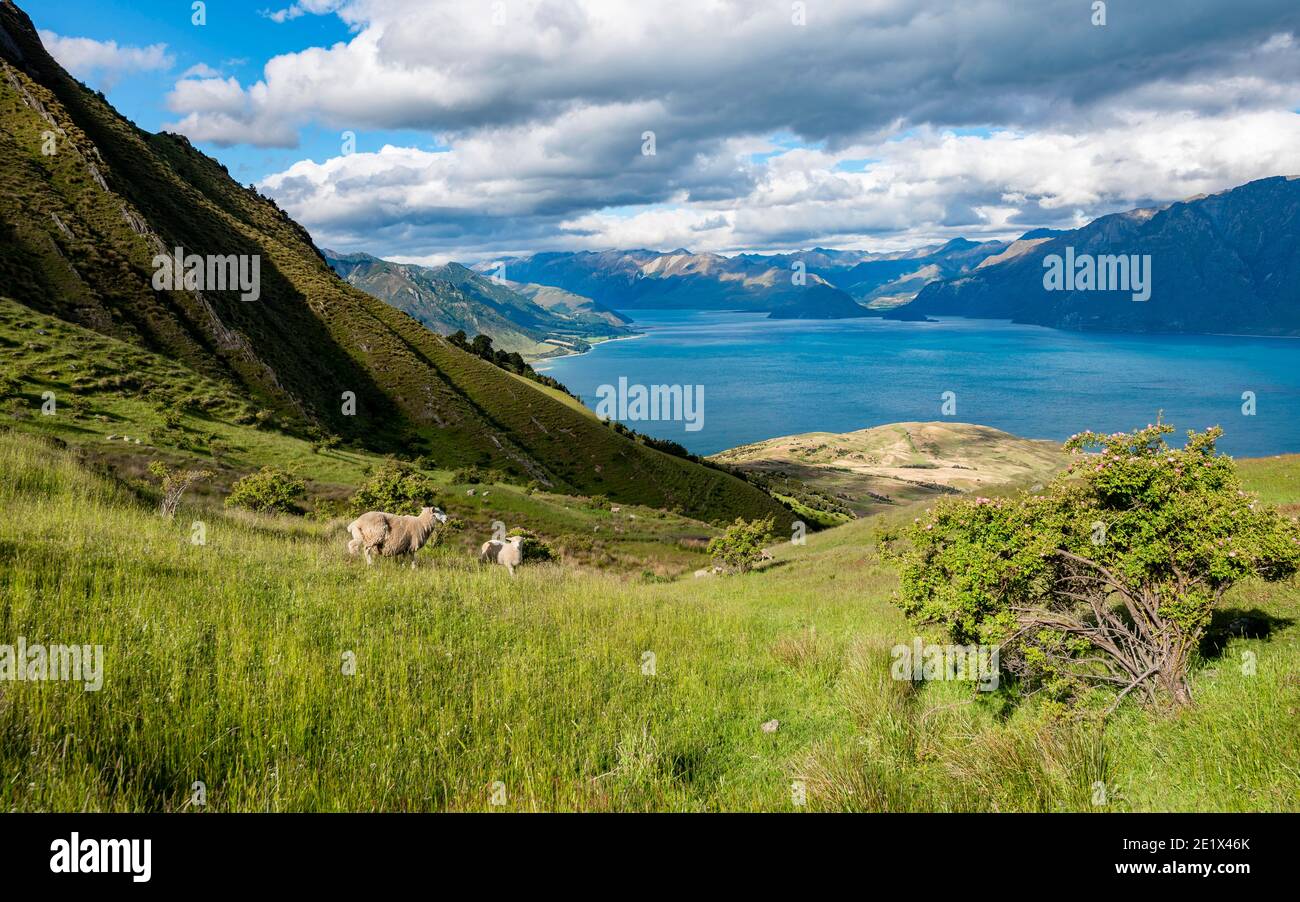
[479,535,525,576]
[347,506,448,567]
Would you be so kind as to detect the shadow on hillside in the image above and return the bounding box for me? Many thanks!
[1199,608,1295,659]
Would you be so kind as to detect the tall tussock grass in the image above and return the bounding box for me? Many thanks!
[2,430,1298,811]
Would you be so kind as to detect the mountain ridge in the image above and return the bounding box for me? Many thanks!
[474,238,1019,315]
[0,0,790,526]
[324,249,635,359]
[460,179,1300,336]
[890,176,1300,334]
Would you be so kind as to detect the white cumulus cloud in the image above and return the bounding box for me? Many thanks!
[39,30,173,90]
[150,0,1300,257]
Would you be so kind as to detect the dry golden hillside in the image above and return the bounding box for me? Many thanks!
[711,421,1067,515]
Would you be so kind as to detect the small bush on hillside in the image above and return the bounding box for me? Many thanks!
[640,570,674,584]
[453,466,513,486]
[453,466,487,485]
[309,497,351,522]
[884,423,1300,711]
[59,393,87,419]
[147,460,212,519]
[311,433,342,454]
[707,516,777,574]
[507,527,557,564]
[348,462,439,516]
[226,466,307,515]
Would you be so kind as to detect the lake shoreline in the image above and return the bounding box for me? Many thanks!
[538,310,1300,459]
[534,330,649,367]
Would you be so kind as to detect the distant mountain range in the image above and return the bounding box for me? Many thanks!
[474,248,839,311]
[470,239,1013,317]
[839,237,1016,309]
[457,177,1300,336]
[324,250,635,358]
[891,176,1300,335]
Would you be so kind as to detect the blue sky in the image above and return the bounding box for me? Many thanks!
[27,0,1300,263]
[32,0,366,183]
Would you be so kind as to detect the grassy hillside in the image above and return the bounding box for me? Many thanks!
[326,250,559,358]
[1239,455,1300,513]
[325,252,635,360]
[712,422,1067,517]
[2,428,1297,812]
[511,282,632,333]
[0,2,788,527]
[0,299,739,574]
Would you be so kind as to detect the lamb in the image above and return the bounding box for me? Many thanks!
[479,535,525,576]
[347,506,448,567]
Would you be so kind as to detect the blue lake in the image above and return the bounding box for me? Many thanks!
[537,311,1300,458]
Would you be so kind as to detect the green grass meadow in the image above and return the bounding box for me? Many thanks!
[2,430,1297,811]
[2,8,1296,816]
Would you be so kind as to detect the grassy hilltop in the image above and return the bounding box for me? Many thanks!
[2,427,1297,812]
[712,421,1067,521]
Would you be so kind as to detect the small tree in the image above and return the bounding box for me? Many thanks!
[348,462,439,516]
[311,433,342,454]
[160,407,184,431]
[452,466,487,485]
[470,334,494,358]
[886,424,1300,710]
[507,527,556,564]
[148,461,212,519]
[226,466,307,514]
[707,516,776,574]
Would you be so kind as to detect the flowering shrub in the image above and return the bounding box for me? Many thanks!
[883,423,1300,710]
[707,516,776,574]
[147,460,211,519]
[348,462,439,516]
[226,466,307,515]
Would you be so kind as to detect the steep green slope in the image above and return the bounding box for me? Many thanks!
[326,250,636,358]
[326,250,551,357]
[0,1,787,526]
[510,282,632,333]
